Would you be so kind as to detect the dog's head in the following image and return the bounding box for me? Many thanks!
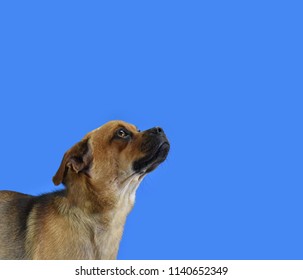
[52,120,170,187]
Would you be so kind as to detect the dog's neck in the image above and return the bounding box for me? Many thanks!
[64,173,144,259]
[95,174,144,259]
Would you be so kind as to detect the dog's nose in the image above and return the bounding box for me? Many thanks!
[149,127,164,135]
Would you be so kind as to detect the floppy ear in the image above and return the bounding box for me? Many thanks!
[52,138,92,186]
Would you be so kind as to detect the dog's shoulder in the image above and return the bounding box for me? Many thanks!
[0,189,67,259]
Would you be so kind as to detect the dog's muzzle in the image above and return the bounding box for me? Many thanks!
[133,127,170,174]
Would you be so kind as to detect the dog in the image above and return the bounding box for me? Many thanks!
[0,120,170,259]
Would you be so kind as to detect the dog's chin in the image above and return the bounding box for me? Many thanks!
[133,142,170,174]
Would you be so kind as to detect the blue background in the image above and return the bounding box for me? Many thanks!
[0,1,302,259]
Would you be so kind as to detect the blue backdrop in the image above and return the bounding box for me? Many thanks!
[0,1,302,259]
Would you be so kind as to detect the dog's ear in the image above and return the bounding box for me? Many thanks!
[52,138,92,186]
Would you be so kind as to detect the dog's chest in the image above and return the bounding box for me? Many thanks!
[91,200,132,259]
[77,178,141,259]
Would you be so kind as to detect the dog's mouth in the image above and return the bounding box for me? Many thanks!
[133,141,170,174]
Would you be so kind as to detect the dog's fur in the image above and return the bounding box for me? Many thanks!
[0,120,169,259]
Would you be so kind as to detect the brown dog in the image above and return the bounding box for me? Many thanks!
[0,120,169,259]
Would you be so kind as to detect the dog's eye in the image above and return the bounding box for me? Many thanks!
[117,128,129,138]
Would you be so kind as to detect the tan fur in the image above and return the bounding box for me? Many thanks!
[0,120,169,259]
